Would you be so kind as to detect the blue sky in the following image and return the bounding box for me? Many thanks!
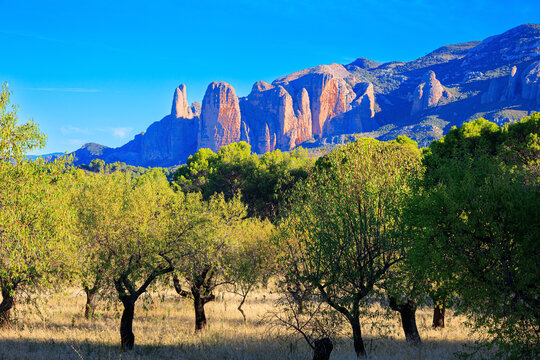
[1,0,537,155]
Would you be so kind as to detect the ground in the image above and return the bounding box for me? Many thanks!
[0,288,491,360]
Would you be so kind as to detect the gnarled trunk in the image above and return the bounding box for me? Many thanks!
[398,302,421,346]
[432,302,445,328]
[313,337,333,360]
[350,315,366,358]
[389,297,421,346]
[0,286,16,327]
[113,263,173,351]
[192,286,214,331]
[84,288,98,320]
[237,295,247,325]
[194,293,207,331]
[119,296,136,351]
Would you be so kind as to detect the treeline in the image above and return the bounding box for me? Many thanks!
[79,158,175,179]
[0,83,538,359]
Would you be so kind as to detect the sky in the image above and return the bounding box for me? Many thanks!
[0,0,538,155]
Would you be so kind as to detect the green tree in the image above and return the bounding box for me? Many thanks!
[173,142,313,220]
[409,115,540,358]
[279,138,422,357]
[172,194,247,331]
[223,218,275,324]
[73,170,129,319]
[0,159,76,326]
[0,83,46,162]
[74,170,177,350]
[0,84,75,326]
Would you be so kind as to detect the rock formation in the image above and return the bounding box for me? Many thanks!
[68,24,540,167]
[482,78,504,104]
[272,64,356,137]
[198,82,242,152]
[481,62,540,105]
[522,60,540,103]
[240,80,313,153]
[501,66,519,101]
[171,84,194,119]
[411,71,445,114]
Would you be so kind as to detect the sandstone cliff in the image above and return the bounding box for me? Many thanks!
[198,82,242,152]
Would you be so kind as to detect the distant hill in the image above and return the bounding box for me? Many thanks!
[69,24,540,167]
[27,152,64,162]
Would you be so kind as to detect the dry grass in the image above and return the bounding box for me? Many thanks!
[0,289,490,360]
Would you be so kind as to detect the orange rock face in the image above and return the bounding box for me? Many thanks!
[171,84,194,119]
[272,64,355,138]
[295,88,312,146]
[198,82,242,152]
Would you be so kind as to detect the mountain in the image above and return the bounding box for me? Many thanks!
[71,24,540,166]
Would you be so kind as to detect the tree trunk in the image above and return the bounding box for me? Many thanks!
[238,295,247,325]
[0,286,15,327]
[313,338,333,360]
[194,293,207,331]
[389,297,422,346]
[119,297,135,351]
[350,315,366,358]
[432,303,445,328]
[84,288,98,320]
[398,302,421,346]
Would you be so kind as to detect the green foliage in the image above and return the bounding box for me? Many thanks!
[279,137,422,356]
[172,193,248,295]
[173,142,313,220]
[224,218,276,300]
[0,159,77,292]
[0,83,46,162]
[391,135,419,148]
[0,86,75,324]
[409,114,540,359]
[81,158,174,179]
[74,170,177,294]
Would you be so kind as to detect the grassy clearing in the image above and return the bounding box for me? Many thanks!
[0,289,490,360]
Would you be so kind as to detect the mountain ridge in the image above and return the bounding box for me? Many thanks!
[69,24,540,167]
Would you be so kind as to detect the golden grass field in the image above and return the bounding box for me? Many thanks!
[0,288,491,360]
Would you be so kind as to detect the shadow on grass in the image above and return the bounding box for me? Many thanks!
[0,336,485,360]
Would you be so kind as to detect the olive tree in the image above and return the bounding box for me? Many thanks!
[0,158,76,326]
[172,194,246,331]
[74,170,179,350]
[0,84,75,326]
[223,218,275,324]
[279,138,422,357]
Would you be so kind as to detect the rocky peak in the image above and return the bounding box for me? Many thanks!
[411,71,445,114]
[70,24,540,168]
[171,84,194,119]
[198,82,242,152]
[502,66,520,101]
[345,57,381,70]
[252,80,274,93]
